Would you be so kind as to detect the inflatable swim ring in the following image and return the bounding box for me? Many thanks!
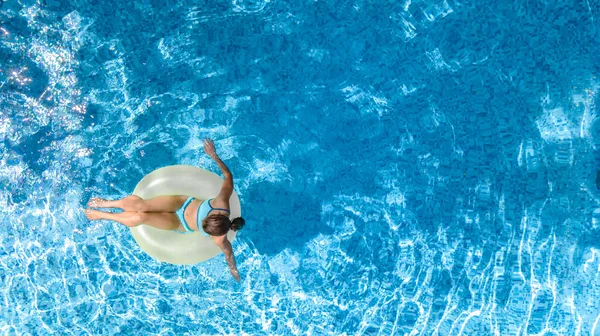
[130,165,241,265]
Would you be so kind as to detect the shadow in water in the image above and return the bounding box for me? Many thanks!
[240,181,333,256]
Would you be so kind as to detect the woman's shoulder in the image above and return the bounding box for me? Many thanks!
[210,196,230,210]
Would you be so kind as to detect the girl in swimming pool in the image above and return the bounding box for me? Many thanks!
[85,138,245,282]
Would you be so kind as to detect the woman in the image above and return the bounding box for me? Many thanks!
[85,139,244,282]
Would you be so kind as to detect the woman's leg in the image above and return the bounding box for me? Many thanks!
[85,209,182,230]
[88,195,188,212]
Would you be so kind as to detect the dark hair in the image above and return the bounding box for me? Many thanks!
[202,215,245,236]
[231,217,245,231]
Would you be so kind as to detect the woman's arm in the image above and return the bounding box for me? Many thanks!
[214,237,241,282]
[203,138,234,200]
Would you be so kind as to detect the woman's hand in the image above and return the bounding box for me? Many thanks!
[203,138,218,160]
[214,238,241,283]
[230,268,241,282]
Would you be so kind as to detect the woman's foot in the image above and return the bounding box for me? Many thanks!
[87,197,108,208]
[84,209,105,220]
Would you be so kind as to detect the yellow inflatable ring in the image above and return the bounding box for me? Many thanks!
[130,165,241,265]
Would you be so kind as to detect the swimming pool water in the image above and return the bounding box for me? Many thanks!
[1,0,600,334]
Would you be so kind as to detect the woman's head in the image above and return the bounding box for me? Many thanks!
[202,215,246,236]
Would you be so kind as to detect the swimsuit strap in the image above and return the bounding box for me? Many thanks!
[183,197,194,208]
[211,207,230,213]
[207,198,230,213]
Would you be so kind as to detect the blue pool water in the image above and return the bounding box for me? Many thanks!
[2,0,600,334]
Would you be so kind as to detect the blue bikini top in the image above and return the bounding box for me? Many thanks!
[197,199,230,236]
